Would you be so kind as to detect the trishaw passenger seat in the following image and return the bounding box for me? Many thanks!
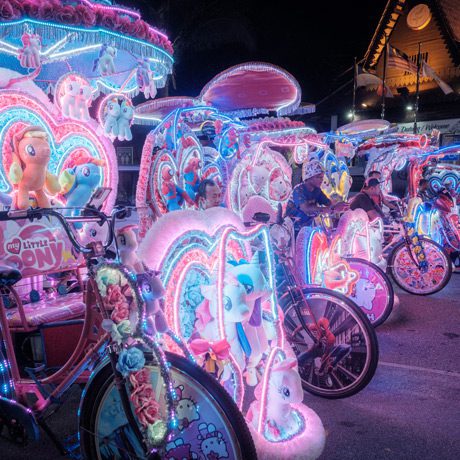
[0,266,22,287]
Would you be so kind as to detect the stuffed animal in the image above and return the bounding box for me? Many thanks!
[136,59,157,99]
[247,358,303,437]
[59,158,105,213]
[8,126,60,209]
[75,85,92,122]
[137,271,167,335]
[269,168,291,201]
[19,33,41,69]
[93,44,117,76]
[196,252,272,386]
[183,155,201,200]
[248,164,270,194]
[161,166,194,212]
[116,225,144,273]
[117,100,134,141]
[61,79,81,119]
[103,98,120,138]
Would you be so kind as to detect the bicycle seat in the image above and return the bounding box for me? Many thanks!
[0,265,22,286]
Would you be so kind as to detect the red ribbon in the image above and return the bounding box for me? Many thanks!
[189,338,231,360]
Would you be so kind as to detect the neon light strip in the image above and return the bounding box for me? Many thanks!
[0,19,173,63]
[47,44,102,60]
[257,347,286,434]
[42,34,74,57]
[0,39,18,51]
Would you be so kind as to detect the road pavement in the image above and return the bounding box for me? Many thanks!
[2,274,460,459]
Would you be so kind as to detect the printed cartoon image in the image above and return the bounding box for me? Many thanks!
[175,385,200,430]
[197,423,229,459]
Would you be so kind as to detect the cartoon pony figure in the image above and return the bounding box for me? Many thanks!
[161,166,194,212]
[19,32,41,69]
[75,85,93,122]
[183,155,202,200]
[197,423,229,459]
[137,270,168,335]
[61,78,81,119]
[174,385,200,430]
[59,157,105,214]
[93,44,117,76]
[8,126,60,209]
[196,252,272,386]
[116,225,144,273]
[117,100,134,141]
[247,357,303,438]
[136,59,157,99]
[103,98,121,138]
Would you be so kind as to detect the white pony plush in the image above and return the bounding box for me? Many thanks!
[61,80,80,119]
[75,85,92,122]
[196,252,272,386]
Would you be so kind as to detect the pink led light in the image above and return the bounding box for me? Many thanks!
[80,0,141,20]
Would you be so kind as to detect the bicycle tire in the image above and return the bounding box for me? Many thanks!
[389,237,452,295]
[79,351,257,460]
[345,257,394,327]
[280,286,379,399]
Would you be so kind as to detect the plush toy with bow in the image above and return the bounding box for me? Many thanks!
[189,338,231,379]
[8,126,60,209]
[136,59,157,99]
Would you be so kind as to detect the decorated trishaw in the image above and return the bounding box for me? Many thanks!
[356,123,453,294]
[0,2,271,460]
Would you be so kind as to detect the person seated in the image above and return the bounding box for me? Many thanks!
[196,179,223,210]
[286,160,346,232]
[350,178,385,221]
[364,170,399,213]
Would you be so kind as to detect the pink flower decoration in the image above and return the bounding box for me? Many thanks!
[135,402,160,426]
[0,1,19,21]
[75,4,96,27]
[129,368,151,388]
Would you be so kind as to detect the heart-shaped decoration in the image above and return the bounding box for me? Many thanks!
[6,237,21,255]
[0,90,117,212]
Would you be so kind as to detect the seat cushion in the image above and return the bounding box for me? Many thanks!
[6,292,85,328]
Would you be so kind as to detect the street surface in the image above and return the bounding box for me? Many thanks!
[2,274,460,459]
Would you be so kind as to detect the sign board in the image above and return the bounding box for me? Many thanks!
[397,118,460,135]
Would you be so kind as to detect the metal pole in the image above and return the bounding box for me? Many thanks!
[414,42,422,134]
[381,35,387,120]
[352,57,357,121]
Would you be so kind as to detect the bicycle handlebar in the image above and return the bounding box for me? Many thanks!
[0,207,120,255]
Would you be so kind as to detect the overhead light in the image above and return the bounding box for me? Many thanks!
[406,104,413,111]
[347,111,353,119]
[361,103,367,108]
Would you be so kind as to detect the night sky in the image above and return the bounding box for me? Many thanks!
[123,0,388,103]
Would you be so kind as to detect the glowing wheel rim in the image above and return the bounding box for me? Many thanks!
[390,239,451,295]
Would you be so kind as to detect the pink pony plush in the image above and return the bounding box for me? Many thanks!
[8,126,60,209]
[116,225,144,273]
[19,33,41,69]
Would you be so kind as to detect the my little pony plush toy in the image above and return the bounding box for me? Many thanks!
[137,271,168,335]
[93,44,117,76]
[136,59,157,99]
[183,155,202,200]
[161,166,194,212]
[103,98,121,138]
[8,126,60,209]
[116,225,144,274]
[117,100,134,141]
[19,33,41,69]
[61,78,81,119]
[75,85,93,122]
[59,156,105,214]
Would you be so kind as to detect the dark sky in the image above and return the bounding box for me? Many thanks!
[126,0,388,103]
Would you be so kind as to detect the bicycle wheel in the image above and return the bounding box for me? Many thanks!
[345,258,394,327]
[280,286,379,399]
[79,351,257,460]
[389,237,452,295]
